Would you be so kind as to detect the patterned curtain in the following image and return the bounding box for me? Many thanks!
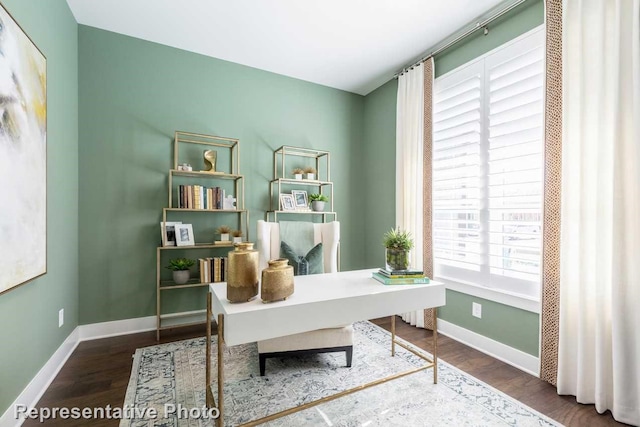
[540,0,563,385]
[422,58,435,330]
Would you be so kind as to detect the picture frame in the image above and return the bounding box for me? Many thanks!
[175,224,195,246]
[291,190,309,210]
[280,194,295,211]
[0,4,47,295]
[160,221,182,247]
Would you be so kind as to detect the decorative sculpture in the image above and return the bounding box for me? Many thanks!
[203,150,217,172]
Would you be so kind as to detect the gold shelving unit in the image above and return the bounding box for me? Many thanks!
[156,132,249,340]
[266,145,337,222]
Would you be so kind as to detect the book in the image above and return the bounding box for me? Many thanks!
[378,268,425,278]
[372,272,430,285]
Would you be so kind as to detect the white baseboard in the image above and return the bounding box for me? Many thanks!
[78,315,156,341]
[438,319,540,376]
[1,315,157,426]
[1,328,80,427]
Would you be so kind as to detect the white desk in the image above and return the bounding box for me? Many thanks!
[206,269,445,426]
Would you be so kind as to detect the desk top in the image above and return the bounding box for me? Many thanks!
[210,269,445,346]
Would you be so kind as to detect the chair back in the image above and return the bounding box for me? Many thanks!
[256,220,340,273]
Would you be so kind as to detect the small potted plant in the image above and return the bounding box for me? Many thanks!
[231,229,243,244]
[216,225,232,242]
[308,193,329,212]
[166,258,195,285]
[382,228,414,271]
[292,168,304,180]
[303,166,317,180]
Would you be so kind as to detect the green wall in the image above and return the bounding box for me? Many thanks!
[0,0,78,416]
[78,26,365,324]
[361,0,544,356]
[362,79,398,267]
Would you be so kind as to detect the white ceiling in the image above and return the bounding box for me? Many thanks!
[66,0,505,95]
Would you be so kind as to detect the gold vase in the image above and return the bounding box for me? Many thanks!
[261,258,294,303]
[227,243,259,303]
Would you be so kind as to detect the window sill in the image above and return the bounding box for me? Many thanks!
[435,276,540,314]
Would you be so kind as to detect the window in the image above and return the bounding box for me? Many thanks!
[432,28,544,300]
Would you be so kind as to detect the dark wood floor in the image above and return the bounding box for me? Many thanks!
[22,318,627,426]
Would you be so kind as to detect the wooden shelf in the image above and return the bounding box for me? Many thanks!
[158,242,240,250]
[164,208,246,213]
[271,178,332,186]
[159,281,210,290]
[170,170,243,180]
[159,310,210,330]
[267,210,336,215]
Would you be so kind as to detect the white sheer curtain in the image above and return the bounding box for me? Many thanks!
[396,64,425,327]
[557,0,640,424]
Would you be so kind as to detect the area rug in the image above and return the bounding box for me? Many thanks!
[122,321,562,426]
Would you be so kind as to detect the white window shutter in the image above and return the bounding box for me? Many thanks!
[432,28,544,299]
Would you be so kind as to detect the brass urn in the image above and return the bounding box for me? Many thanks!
[227,243,259,303]
[261,258,294,303]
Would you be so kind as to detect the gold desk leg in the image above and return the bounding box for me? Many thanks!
[205,294,213,407]
[391,315,396,357]
[217,314,224,427]
[433,307,438,384]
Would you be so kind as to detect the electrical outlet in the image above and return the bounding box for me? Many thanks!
[472,302,482,319]
[58,309,64,328]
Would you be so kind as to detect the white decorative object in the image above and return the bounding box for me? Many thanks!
[223,195,236,210]
[220,233,230,242]
[233,237,242,244]
[305,173,315,180]
[294,173,303,180]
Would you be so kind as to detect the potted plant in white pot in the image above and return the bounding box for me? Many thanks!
[216,225,231,242]
[303,166,317,180]
[292,168,304,180]
[231,229,243,244]
[308,193,329,212]
[166,258,196,285]
[382,228,414,271]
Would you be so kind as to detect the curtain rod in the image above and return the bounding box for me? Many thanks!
[394,0,528,78]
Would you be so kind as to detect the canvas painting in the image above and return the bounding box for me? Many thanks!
[0,5,47,294]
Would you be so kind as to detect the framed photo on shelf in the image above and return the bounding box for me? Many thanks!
[280,194,295,211]
[160,221,182,246]
[291,190,309,210]
[175,224,195,246]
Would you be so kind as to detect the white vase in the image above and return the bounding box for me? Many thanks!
[311,201,326,212]
[233,236,242,244]
[294,174,303,180]
[173,270,190,285]
[220,233,230,241]
[306,173,315,180]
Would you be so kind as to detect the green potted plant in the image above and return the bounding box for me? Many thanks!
[166,258,196,285]
[308,193,329,212]
[303,166,317,180]
[382,228,414,271]
[216,225,232,242]
[292,167,304,180]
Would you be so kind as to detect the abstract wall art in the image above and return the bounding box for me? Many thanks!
[0,3,47,295]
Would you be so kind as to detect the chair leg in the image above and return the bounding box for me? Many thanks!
[259,354,266,376]
[345,346,353,367]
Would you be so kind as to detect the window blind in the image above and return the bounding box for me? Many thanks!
[432,28,544,298]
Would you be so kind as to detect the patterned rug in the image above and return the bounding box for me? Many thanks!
[122,321,562,426]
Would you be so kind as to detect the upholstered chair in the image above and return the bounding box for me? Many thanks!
[255,220,353,376]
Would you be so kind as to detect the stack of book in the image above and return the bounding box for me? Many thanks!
[372,268,429,285]
[198,257,228,284]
